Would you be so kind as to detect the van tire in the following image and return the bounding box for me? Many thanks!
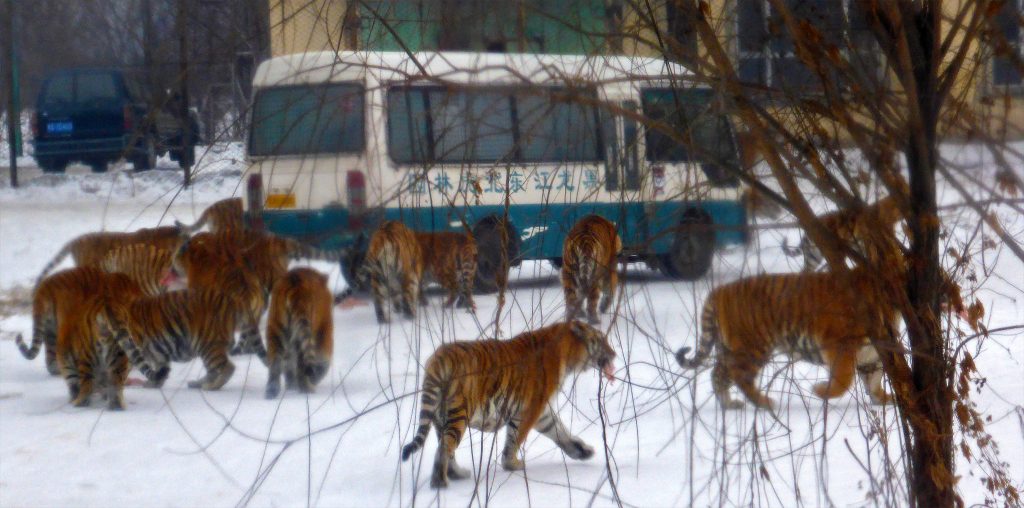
[88,160,109,173]
[38,158,67,173]
[658,208,714,281]
[132,135,157,171]
[472,215,520,293]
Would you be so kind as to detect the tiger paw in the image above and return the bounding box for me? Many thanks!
[565,439,594,460]
[429,475,449,489]
[720,398,746,410]
[501,456,525,471]
[71,395,91,407]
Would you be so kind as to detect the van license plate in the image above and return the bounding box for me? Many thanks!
[47,121,73,134]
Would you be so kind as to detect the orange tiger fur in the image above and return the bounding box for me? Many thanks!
[785,196,903,272]
[164,235,268,363]
[675,268,898,410]
[561,215,622,323]
[415,231,477,311]
[18,267,114,376]
[175,197,244,234]
[35,226,184,286]
[54,272,145,409]
[264,268,334,398]
[109,286,266,391]
[363,221,422,324]
[401,321,616,488]
[100,243,174,296]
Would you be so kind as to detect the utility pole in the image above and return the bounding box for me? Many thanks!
[5,0,20,188]
[177,0,192,186]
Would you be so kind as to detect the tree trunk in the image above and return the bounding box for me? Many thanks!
[900,3,956,506]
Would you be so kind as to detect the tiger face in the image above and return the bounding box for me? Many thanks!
[561,215,622,324]
[363,221,423,324]
[401,320,616,488]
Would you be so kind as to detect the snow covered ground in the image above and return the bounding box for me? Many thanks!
[0,144,1020,507]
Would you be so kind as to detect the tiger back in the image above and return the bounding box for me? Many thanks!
[561,215,622,323]
[363,221,423,324]
[675,269,898,410]
[264,268,334,398]
[100,243,174,296]
[401,321,616,488]
[415,231,477,311]
[55,272,145,410]
[35,225,184,286]
[175,197,244,234]
[17,266,112,376]
[114,287,261,391]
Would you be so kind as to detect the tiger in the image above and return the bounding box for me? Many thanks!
[17,266,115,376]
[54,272,145,410]
[783,196,902,272]
[100,243,176,296]
[400,320,617,488]
[362,221,423,324]
[35,225,185,286]
[264,268,334,398]
[108,286,266,391]
[174,197,245,234]
[674,268,899,410]
[561,215,622,324]
[162,235,269,363]
[415,231,477,311]
[166,229,344,355]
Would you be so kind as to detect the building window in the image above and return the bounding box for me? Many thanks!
[665,1,698,65]
[737,0,874,92]
[994,0,1023,86]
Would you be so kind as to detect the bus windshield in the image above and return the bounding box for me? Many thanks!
[642,88,739,185]
[249,83,365,157]
[387,86,605,164]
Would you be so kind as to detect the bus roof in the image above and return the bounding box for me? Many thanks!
[252,51,696,90]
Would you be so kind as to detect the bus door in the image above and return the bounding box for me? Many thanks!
[601,92,649,259]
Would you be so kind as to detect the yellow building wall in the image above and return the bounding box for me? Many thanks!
[268,0,354,56]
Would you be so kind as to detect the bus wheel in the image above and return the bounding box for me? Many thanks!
[548,257,563,269]
[472,215,521,293]
[340,248,368,293]
[659,208,714,281]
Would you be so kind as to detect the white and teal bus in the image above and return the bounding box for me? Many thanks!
[243,51,748,288]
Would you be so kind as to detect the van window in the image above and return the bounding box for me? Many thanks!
[387,86,604,164]
[40,75,73,110]
[249,84,365,156]
[77,72,121,107]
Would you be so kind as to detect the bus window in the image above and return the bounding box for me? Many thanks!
[387,86,605,164]
[249,83,364,157]
[641,88,739,186]
[517,92,603,162]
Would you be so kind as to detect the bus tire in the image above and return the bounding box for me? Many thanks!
[472,215,520,293]
[658,208,714,281]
